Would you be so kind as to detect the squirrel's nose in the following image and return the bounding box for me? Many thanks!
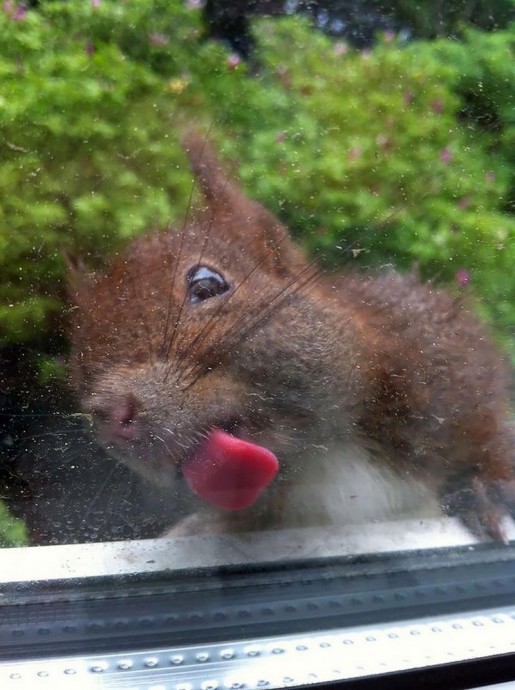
[94,393,140,443]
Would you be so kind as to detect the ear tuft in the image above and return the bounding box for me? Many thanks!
[62,248,90,296]
[181,130,307,277]
[181,129,238,211]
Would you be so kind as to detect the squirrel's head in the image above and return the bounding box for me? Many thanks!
[66,134,342,512]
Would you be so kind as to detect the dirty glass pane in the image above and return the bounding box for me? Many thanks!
[0,0,514,572]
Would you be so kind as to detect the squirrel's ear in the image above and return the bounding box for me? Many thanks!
[181,131,306,277]
[181,130,239,213]
[62,249,91,298]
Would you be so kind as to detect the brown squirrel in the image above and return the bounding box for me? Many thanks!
[67,133,515,543]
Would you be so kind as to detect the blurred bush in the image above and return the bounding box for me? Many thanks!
[0,498,27,547]
[234,21,515,351]
[0,0,514,357]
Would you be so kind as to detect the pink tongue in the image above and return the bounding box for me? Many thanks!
[182,429,279,511]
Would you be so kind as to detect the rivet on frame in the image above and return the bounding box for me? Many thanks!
[201,681,218,690]
[118,660,133,670]
[91,662,108,673]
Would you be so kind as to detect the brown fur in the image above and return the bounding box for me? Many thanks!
[67,133,514,541]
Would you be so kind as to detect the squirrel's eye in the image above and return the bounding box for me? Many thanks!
[186,265,230,304]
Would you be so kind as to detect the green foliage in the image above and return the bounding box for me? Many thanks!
[0,501,27,547]
[0,0,208,343]
[229,21,515,350]
[431,28,515,208]
[0,1,514,353]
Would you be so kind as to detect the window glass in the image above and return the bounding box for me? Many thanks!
[1,0,514,577]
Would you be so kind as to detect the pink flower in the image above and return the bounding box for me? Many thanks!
[455,268,470,287]
[376,134,389,148]
[4,2,26,19]
[383,30,395,43]
[348,146,362,161]
[334,42,348,56]
[432,99,444,114]
[149,32,169,46]
[440,148,453,164]
[275,132,286,143]
[11,4,25,19]
[91,0,100,7]
[485,170,496,184]
[227,53,241,69]
[457,196,470,210]
[404,92,414,105]
[85,42,95,56]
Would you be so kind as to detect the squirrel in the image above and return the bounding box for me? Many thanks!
[67,133,515,543]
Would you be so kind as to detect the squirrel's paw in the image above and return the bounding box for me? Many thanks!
[441,476,508,544]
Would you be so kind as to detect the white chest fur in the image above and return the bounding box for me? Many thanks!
[284,443,442,528]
